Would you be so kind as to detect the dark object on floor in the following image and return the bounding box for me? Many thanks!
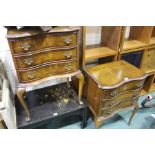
[16,84,89,129]
[141,95,155,108]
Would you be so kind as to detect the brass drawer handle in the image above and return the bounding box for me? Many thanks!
[27,71,36,79]
[24,57,33,66]
[65,63,72,71]
[21,43,31,51]
[64,37,72,45]
[136,82,144,87]
[64,51,72,58]
[110,90,117,96]
[107,109,113,114]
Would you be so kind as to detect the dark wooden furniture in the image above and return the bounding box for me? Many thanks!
[84,60,147,128]
[7,27,84,121]
[16,84,89,129]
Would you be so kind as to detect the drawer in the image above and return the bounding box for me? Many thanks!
[9,36,46,54]
[18,60,78,83]
[15,47,78,69]
[140,48,155,73]
[103,80,144,99]
[46,33,78,48]
[102,89,140,108]
[101,98,137,117]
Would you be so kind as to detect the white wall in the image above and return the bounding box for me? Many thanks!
[0,27,18,94]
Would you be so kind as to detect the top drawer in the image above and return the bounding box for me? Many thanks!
[9,32,78,54]
[9,36,46,54]
[103,80,144,99]
[46,33,78,48]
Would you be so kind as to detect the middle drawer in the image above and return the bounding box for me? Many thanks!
[15,47,78,69]
[102,89,140,109]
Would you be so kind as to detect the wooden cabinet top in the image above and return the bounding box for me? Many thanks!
[7,26,80,39]
[85,60,147,88]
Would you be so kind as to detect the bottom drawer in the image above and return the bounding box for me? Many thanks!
[100,98,137,118]
[18,60,78,83]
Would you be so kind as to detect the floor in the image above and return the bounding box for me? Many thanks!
[57,92,155,129]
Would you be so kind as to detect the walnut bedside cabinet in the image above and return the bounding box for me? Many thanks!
[7,26,84,121]
[84,60,147,128]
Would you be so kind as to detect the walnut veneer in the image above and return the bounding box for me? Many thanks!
[84,60,147,128]
[7,26,84,121]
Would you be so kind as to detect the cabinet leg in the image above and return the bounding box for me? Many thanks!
[80,107,88,129]
[17,88,31,121]
[76,73,84,104]
[94,117,104,128]
[128,103,139,125]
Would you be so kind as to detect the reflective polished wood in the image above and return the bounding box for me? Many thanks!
[7,26,84,121]
[84,61,147,128]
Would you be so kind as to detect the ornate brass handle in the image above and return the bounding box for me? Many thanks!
[65,63,72,71]
[64,50,72,58]
[27,71,36,79]
[21,43,31,51]
[64,37,72,45]
[24,57,33,66]
[136,81,144,87]
[107,109,113,114]
[110,90,117,96]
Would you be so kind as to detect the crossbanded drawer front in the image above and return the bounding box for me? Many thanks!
[46,33,78,48]
[102,89,140,108]
[18,60,78,83]
[103,80,144,99]
[15,48,78,69]
[101,98,137,117]
[10,37,46,54]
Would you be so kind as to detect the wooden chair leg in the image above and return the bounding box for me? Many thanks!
[76,73,84,104]
[17,88,31,121]
[128,102,139,125]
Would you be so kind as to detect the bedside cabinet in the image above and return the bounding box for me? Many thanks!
[84,61,147,128]
[7,27,84,121]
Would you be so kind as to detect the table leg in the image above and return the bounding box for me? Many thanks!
[80,107,88,129]
[76,73,84,104]
[17,88,31,121]
[128,102,139,125]
[94,117,104,128]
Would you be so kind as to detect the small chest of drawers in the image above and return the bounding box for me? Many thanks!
[84,60,147,128]
[7,27,84,121]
